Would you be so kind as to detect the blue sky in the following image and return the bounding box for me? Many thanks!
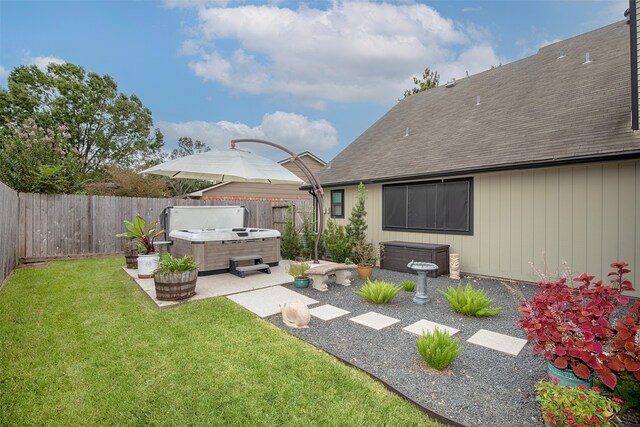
[0,0,629,162]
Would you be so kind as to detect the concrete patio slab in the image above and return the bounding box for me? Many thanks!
[227,285,318,317]
[123,261,293,308]
[467,329,528,356]
[309,304,350,320]
[349,311,400,330]
[403,319,460,337]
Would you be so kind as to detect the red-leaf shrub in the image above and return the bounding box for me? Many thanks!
[518,262,638,389]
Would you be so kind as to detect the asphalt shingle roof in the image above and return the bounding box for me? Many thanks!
[317,21,640,187]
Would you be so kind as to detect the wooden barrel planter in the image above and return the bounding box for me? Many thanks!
[154,269,198,301]
[124,249,138,269]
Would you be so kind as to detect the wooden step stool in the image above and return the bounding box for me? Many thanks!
[229,255,271,278]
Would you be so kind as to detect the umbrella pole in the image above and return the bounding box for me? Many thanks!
[230,139,324,263]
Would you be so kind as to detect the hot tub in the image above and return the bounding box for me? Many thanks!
[169,228,281,275]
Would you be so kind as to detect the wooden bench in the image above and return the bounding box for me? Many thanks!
[307,263,357,292]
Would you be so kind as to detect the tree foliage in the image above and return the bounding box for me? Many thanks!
[345,182,368,247]
[323,219,352,263]
[403,67,440,98]
[85,166,171,198]
[280,205,302,260]
[0,62,164,184]
[300,211,325,260]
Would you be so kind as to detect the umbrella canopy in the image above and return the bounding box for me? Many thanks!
[140,149,305,185]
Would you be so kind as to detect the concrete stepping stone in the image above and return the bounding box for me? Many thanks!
[227,285,317,318]
[467,329,528,356]
[403,319,459,337]
[349,312,400,330]
[310,304,350,320]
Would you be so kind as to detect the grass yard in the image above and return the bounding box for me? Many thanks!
[0,257,440,426]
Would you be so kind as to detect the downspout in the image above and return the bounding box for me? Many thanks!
[628,0,639,130]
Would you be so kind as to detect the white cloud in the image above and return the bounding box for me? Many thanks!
[24,55,66,71]
[179,1,501,107]
[0,65,8,78]
[157,111,338,159]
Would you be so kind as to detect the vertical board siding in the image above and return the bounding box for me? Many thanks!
[16,194,310,260]
[325,160,640,297]
[0,181,19,286]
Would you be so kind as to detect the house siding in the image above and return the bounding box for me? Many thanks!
[326,159,640,297]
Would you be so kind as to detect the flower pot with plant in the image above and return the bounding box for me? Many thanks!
[123,239,139,269]
[154,253,198,301]
[117,215,165,278]
[354,242,377,280]
[518,262,637,389]
[288,261,311,288]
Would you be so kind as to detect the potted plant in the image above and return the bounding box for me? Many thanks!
[517,262,636,389]
[288,261,311,288]
[154,253,198,301]
[123,239,139,269]
[117,215,165,278]
[353,242,377,280]
[535,377,622,426]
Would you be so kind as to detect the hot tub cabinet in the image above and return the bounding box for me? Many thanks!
[380,241,449,277]
[169,228,281,275]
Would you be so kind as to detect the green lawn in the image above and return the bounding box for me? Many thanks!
[0,257,440,426]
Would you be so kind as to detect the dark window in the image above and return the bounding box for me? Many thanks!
[330,190,344,218]
[382,179,472,234]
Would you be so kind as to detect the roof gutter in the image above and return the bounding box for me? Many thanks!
[307,151,640,189]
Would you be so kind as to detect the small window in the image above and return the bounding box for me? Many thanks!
[330,190,344,218]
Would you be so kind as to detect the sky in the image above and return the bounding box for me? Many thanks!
[0,0,630,162]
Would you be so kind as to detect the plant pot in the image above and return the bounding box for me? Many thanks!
[547,361,593,388]
[137,253,160,278]
[357,265,373,280]
[293,277,310,288]
[154,269,198,301]
[124,249,138,269]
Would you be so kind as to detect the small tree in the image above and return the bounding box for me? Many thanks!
[300,211,325,260]
[324,219,352,263]
[280,204,301,260]
[403,67,440,98]
[345,182,368,247]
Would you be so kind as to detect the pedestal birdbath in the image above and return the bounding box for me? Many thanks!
[407,260,438,305]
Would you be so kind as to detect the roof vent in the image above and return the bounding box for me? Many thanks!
[445,79,456,88]
[475,95,481,106]
[583,52,592,64]
[557,51,566,59]
[405,127,410,137]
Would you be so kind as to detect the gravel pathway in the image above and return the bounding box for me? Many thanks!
[266,268,546,427]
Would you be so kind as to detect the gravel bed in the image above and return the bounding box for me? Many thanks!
[266,268,548,427]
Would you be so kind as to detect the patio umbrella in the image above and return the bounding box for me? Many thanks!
[140,148,305,185]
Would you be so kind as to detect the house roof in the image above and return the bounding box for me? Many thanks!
[316,21,640,187]
[278,151,326,166]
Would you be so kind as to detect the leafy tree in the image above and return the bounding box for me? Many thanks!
[403,67,440,97]
[345,182,368,247]
[85,166,171,198]
[167,136,213,196]
[0,62,164,181]
[0,118,84,193]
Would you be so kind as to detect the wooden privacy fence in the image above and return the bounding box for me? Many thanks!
[18,193,312,261]
[0,181,19,286]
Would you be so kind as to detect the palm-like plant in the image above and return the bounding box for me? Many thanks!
[117,216,165,254]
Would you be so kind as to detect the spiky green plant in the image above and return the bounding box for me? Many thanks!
[355,280,402,304]
[402,280,415,292]
[416,328,460,370]
[156,253,198,273]
[438,282,502,317]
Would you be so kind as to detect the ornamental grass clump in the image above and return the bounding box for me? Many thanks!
[438,282,502,317]
[157,253,198,272]
[535,377,622,427]
[402,280,415,292]
[355,280,402,304]
[416,328,460,370]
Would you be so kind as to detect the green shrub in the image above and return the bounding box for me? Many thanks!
[323,219,352,263]
[300,211,325,260]
[438,282,502,317]
[355,280,401,304]
[280,204,301,260]
[402,280,415,292]
[609,374,640,413]
[345,182,368,247]
[288,261,310,279]
[416,328,460,370]
[157,253,198,273]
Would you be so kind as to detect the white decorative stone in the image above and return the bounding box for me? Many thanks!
[403,319,459,337]
[467,329,528,356]
[309,304,350,321]
[227,286,317,318]
[349,312,400,330]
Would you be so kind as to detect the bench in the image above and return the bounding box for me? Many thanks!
[307,263,357,292]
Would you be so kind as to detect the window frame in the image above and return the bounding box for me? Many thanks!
[382,178,473,235]
[330,189,345,218]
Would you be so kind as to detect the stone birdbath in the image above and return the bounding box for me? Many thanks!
[407,260,438,305]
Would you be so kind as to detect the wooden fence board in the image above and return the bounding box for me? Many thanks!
[0,181,19,286]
